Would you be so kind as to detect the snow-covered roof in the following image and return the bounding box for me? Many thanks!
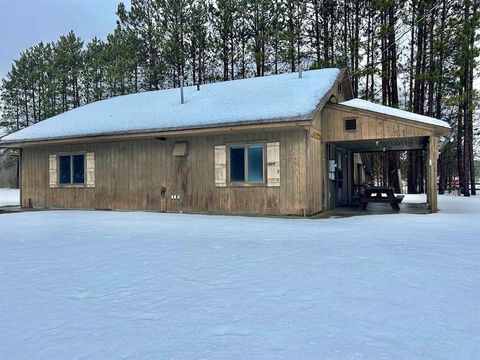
[1,68,341,143]
[340,98,450,129]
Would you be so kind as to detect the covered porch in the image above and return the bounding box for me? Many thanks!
[325,137,437,212]
[320,100,451,213]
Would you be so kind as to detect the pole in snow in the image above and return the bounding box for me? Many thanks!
[298,62,303,79]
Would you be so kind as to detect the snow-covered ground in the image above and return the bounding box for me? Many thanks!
[399,193,427,204]
[0,188,19,206]
[1,195,479,359]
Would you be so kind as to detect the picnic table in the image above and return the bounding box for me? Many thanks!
[359,186,404,211]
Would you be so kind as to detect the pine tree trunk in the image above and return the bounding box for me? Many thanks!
[457,99,464,194]
[366,6,371,99]
[468,0,477,195]
[435,0,447,120]
[408,0,416,111]
[314,0,320,66]
[322,2,329,64]
[407,152,416,193]
[389,2,398,107]
[418,152,425,193]
[427,7,436,117]
[438,151,446,194]
[381,8,387,105]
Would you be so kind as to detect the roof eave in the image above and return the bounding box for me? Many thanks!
[0,116,313,148]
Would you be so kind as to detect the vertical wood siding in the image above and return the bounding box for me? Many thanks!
[306,134,323,214]
[322,105,434,142]
[21,128,309,215]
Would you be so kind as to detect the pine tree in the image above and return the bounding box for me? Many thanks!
[53,31,83,111]
[83,37,107,102]
[117,0,163,90]
[188,1,210,85]
[0,0,478,196]
[159,0,191,87]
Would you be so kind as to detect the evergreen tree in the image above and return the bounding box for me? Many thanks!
[117,0,163,90]
[0,0,478,194]
[83,37,107,102]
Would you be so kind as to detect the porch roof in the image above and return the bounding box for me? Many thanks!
[332,136,429,153]
[340,99,450,129]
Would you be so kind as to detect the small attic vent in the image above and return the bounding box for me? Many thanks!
[345,118,357,131]
[173,142,188,156]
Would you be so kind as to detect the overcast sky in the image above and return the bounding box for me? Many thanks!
[0,0,477,91]
[0,0,130,80]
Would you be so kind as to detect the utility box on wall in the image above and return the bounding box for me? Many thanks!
[328,160,336,180]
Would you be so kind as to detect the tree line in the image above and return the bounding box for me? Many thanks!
[0,0,478,195]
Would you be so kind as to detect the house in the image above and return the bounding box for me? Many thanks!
[0,68,451,215]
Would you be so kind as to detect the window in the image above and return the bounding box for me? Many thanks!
[230,147,245,181]
[59,154,85,185]
[229,144,264,183]
[248,145,263,182]
[345,118,357,131]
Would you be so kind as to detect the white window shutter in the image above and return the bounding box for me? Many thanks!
[267,142,280,187]
[214,145,226,187]
[49,154,57,188]
[86,152,95,187]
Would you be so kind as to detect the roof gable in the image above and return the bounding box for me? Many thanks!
[339,99,450,129]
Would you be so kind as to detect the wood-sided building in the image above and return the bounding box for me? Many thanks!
[0,68,450,215]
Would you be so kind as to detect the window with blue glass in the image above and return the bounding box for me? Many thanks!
[247,145,263,182]
[59,154,85,185]
[230,147,245,181]
[229,144,264,184]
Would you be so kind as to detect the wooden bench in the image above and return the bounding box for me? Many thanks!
[359,187,404,211]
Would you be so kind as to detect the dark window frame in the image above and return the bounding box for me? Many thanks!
[344,118,357,132]
[58,152,86,187]
[227,143,266,186]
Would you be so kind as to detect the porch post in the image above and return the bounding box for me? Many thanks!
[19,149,23,208]
[427,136,439,212]
[426,140,431,210]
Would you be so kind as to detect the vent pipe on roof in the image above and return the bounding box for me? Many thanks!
[179,76,185,104]
[298,62,303,78]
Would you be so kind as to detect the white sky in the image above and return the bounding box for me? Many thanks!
[0,0,130,80]
[0,1,477,91]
